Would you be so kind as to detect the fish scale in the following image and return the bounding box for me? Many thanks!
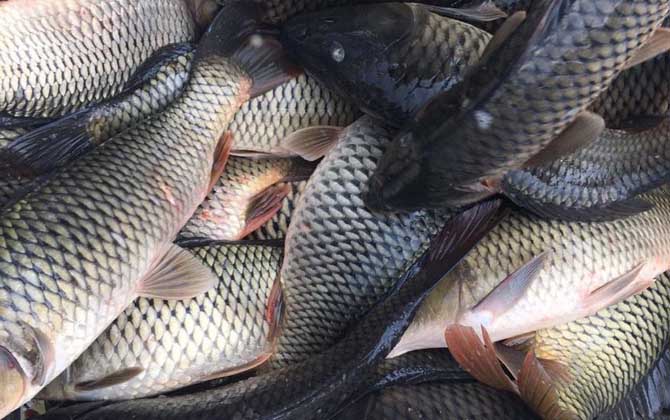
[395,188,670,357]
[272,117,451,367]
[370,0,670,210]
[0,30,250,414]
[39,242,282,401]
[0,0,194,120]
[228,74,357,156]
[526,271,670,418]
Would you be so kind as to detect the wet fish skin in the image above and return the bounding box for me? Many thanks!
[39,242,283,401]
[178,157,314,242]
[2,43,195,176]
[31,201,502,420]
[281,3,491,125]
[273,117,452,368]
[338,381,537,419]
[500,117,670,221]
[394,188,670,356]
[249,180,307,240]
[526,271,670,419]
[369,0,670,211]
[0,0,195,120]
[0,128,32,208]
[590,18,670,129]
[228,73,358,157]
[0,6,254,415]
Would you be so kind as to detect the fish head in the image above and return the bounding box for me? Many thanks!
[0,345,27,417]
[281,4,416,121]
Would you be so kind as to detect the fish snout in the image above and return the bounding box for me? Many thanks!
[282,23,310,45]
[0,346,27,416]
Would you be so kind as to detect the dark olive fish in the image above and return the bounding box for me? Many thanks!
[338,381,537,419]
[281,3,491,125]
[0,0,195,124]
[1,43,194,176]
[272,117,452,368]
[367,0,670,211]
[499,116,670,221]
[221,0,509,24]
[590,18,670,129]
[33,201,502,420]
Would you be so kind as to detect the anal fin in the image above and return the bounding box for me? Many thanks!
[239,184,291,239]
[624,28,670,70]
[523,111,605,168]
[283,126,343,161]
[136,244,218,300]
[74,367,144,392]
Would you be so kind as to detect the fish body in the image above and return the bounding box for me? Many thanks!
[369,0,670,210]
[0,7,255,414]
[178,157,314,242]
[32,201,502,420]
[39,242,283,401]
[273,117,451,367]
[2,43,195,176]
[339,381,537,419]
[228,73,357,158]
[500,117,670,221]
[521,272,670,418]
[393,188,670,357]
[282,3,491,125]
[0,0,195,121]
[590,18,670,128]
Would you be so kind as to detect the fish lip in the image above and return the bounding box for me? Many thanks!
[0,345,27,416]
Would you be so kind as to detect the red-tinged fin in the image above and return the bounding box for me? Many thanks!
[523,111,605,168]
[74,367,144,392]
[233,35,301,98]
[517,352,573,420]
[282,126,343,161]
[470,251,550,318]
[479,11,527,63]
[624,28,670,70]
[239,184,291,239]
[199,351,273,383]
[581,263,652,313]
[231,150,291,159]
[493,342,526,379]
[265,274,285,345]
[444,325,518,393]
[136,244,218,300]
[21,323,55,386]
[209,131,235,193]
[0,345,26,415]
[422,2,508,22]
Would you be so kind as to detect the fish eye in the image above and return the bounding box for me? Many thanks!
[330,42,345,63]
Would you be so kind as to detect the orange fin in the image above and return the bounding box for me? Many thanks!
[444,325,517,393]
[137,244,218,300]
[581,263,651,313]
[470,251,550,318]
[283,126,343,161]
[624,28,670,70]
[209,131,234,193]
[265,274,285,344]
[239,184,291,239]
[517,352,573,419]
[74,367,144,392]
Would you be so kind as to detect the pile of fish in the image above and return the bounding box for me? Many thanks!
[2,0,670,419]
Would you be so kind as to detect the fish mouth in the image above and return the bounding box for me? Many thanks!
[0,345,27,417]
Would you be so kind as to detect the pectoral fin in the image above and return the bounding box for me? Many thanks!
[137,244,218,300]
